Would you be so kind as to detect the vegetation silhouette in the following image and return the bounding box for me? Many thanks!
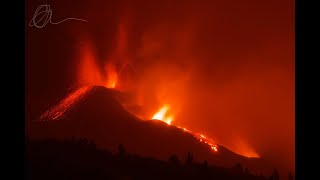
[269,168,280,180]
[25,138,291,180]
[288,171,294,180]
[186,152,194,165]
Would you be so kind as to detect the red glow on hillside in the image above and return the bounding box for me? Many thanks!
[40,86,92,121]
[151,105,218,153]
[179,126,219,153]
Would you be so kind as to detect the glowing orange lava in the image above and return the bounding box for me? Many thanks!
[151,105,173,125]
[178,126,218,153]
[104,63,118,88]
[77,14,130,90]
[40,86,92,121]
[77,41,119,89]
[151,105,218,152]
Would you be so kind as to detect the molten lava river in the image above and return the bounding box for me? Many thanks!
[151,105,218,152]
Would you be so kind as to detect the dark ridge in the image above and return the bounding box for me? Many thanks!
[26,86,274,176]
[25,138,276,180]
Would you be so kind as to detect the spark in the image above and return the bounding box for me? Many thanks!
[39,86,92,121]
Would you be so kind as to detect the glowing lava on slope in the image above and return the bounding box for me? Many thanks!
[40,86,93,121]
[151,105,218,152]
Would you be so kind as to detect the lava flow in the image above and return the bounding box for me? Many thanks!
[151,105,218,152]
[40,86,93,121]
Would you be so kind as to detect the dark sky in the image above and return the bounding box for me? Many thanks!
[26,0,294,174]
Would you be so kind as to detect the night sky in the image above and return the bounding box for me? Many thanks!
[26,0,294,174]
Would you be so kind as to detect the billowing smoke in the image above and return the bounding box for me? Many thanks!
[26,0,294,175]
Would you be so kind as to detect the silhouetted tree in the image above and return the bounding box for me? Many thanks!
[83,138,88,145]
[118,144,126,157]
[259,173,265,179]
[89,140,96,149]
[169,154,180,165]
[26,138,268,180]
[71,136,76,144]
[78,138,84,145]
[232,163,243,174]
[201,160,208,170]
[185,152,193,165]
[245,167,250,174]
[288,171,294,180]
[269,168,279,180]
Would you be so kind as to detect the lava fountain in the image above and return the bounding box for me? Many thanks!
[77,40,119,89]
[151,105,218,152]
[151,105,173,125]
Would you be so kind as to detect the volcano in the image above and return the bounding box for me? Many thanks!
[26,86,272,175]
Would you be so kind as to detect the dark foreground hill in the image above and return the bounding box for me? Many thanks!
[26,86,274,176]
[25,138,277,180]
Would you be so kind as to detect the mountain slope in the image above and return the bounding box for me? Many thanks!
[26,86,272,175]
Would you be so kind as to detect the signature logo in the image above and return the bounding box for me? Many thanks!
[29,4,88,28]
